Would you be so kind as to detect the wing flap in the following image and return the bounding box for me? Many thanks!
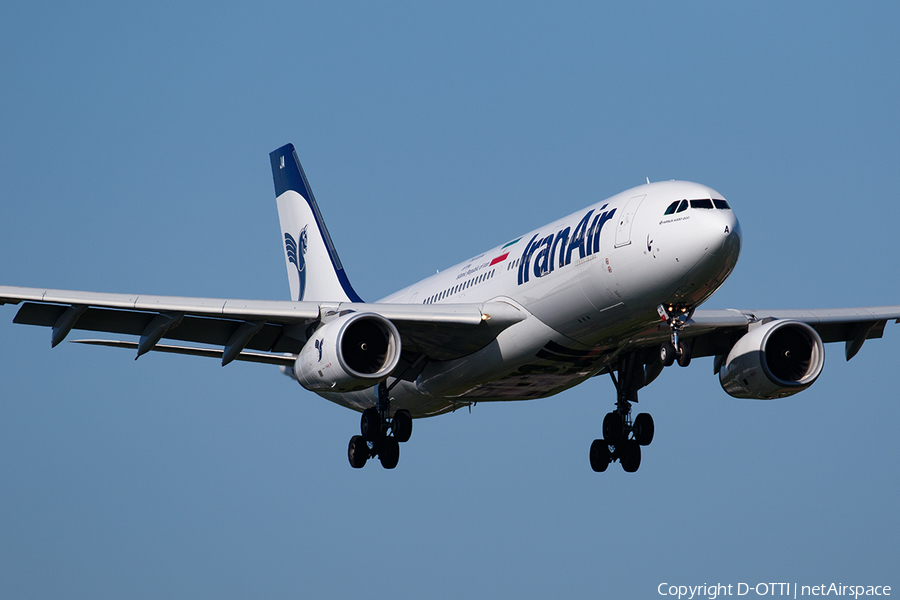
[13,303,305,353]
[72,339,296,366]
[2,286,526,363]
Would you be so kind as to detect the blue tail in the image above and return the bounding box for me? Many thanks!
[270,144,363,303]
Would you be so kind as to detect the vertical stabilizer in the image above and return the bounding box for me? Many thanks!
[269,144,363,303]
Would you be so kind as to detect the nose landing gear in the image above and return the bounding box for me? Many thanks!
[348,381,413,469]
[658,303,693,367]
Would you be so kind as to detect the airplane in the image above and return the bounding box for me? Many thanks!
[2,143,898,472]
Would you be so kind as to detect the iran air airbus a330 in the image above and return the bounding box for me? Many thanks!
[2,144,898,472]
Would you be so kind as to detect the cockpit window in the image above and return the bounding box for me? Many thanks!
[665,198,730,215]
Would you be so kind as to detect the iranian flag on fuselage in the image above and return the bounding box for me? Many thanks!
[490,237,521,266]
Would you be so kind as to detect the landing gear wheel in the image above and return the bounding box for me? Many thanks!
[621,439,641,473]
[602,412,626,444]
[633,413,654,446]
[379,437,400,469]
[676,340,691,367]
[360,408,381,441]
[589,439,611,472]
[348,435,369,469]
[392,409,413,443]
[660,341,676,367]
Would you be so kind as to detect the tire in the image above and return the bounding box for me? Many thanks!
[633,413,654,446]
[602,412,625,445]
[676,340,692,367]
[360,408,381,441]
[660,341,676,367]
[392,409,413,443]
[589,439,611,472]
[379,437,400,469]
[621,439,641,473]
[348,435,369,469]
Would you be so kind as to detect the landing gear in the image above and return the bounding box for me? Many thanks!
[347,382,413,469]
[379,437,400,469]
[348,435,369,468]
[676,340,691,367]
[360,408,380,441]
[589,436,644,473]
[658,303,693,369]
[633,412,654,446]
[620,439,641,473]
[590,353,656,473]
[392,409,413,443]
[590,439,611,472]
[659,341,676,367]
[590,303,688,471]
[601,411,624,444]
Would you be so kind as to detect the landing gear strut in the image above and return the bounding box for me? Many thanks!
[348,381,413,469]
[590,353,655,473]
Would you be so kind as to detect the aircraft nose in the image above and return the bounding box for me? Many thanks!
[689,208,742,290]
[706,209,741,257]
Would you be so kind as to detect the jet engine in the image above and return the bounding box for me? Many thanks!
[293,312,402,393]
[718,320,825,399]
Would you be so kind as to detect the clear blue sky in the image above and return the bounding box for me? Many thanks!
[1,3,898,598]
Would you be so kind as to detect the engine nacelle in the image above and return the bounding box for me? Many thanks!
[294,312,401,393]
[719,320,825,399]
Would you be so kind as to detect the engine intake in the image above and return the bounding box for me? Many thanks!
[294,312,401,392]
[719,320,825,399]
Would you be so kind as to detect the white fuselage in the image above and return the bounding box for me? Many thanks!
[325,181,742,417]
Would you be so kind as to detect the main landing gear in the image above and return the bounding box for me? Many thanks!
[590,306,693,473]
[348,382,413,469]
[590,353,655,473]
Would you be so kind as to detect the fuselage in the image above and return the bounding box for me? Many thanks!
[328,181,742,416]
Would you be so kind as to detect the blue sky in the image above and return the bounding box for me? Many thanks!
[1,3,898,598]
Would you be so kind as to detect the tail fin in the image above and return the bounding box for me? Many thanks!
[269,144,363,303]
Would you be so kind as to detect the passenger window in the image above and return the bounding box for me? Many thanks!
[664,201,680,215]
[690,199,714,209]
[713,199,730,210]
[675,200,688,213]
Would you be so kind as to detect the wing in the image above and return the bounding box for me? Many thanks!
[0,286,525,370]
[627,306,900,365]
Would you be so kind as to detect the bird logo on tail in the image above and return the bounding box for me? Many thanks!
[284,225,308,301]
